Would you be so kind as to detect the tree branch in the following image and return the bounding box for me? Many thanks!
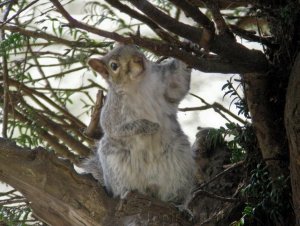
[127,0,206,44]
[0,0,14,138]
[0,138,113,226]
[9,79,86,129]
[11,109,80,164]
[0,139,192,226]
[1,24,110,48]
[168,0,214,31]
[203,0,233,37]
[104,0,178,43]
[49,0,268,74]
[127,0,268,72]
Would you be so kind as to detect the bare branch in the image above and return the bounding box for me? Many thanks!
[168,0,214,31]
[191,189,239,203]
[230,25,273,47]
[195,160,244,190]
[0,0,38,28]
[50,0,127,42]
[203,0,233,37]
[127,0,206,45]
[189,93,248,124]
[104,0,178,43]
[85,90,104,140]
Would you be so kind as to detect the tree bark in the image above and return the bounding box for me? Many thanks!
[0,138,192,226]
[285,51,300,225]
[243,73,288,178]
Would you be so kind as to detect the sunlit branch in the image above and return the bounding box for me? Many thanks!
[189,93,248,125]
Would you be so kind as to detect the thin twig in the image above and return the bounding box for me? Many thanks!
[189,93,248,124]
[24,66,87,84]
[1,24,111,48]
[191,189,239,203]
[194,160,244,191]
[179,106,211,112]
[12,109,80,164]
[16,99,91,157]
[9,79,86,129]
[1,0,14,138]
[0,0,38,28]
[28,45,64,106]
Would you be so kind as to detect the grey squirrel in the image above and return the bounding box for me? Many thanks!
[85,44,195,203]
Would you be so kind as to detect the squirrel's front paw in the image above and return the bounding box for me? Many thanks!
[138,119,160,134]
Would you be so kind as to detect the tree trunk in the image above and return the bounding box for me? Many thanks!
[0,138,192,226]
[243,73,288,178]
[285,51,300,225]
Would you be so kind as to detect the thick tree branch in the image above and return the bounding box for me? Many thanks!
[0,138,113,226]
[48,0,268,73]
[0,139,192,226]
[127,0,207,45]
[127,0,268,72]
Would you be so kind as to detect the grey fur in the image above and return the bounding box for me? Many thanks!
[86,45,196,203]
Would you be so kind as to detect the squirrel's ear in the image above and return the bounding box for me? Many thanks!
[87,58,109,79]
[129,54,145,80]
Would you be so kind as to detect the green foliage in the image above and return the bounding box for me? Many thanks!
[83,1,135,31]
[0,33,26,57]
[222,77,250,119]
[218,76,292,225]
[8,119,43,149]
[230,205,255,226]
[239,164,292,225]
[0,205,31,226]
[208,122,255,163]
[278,1,299,26]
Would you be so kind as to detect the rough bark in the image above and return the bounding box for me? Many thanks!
[243,73,288,178]
[285,51,300,224]
[0,138,192,226]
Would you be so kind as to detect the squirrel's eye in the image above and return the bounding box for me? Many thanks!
[110,62,119,71]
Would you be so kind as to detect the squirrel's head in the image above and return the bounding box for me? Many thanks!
[88,44,146,86]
